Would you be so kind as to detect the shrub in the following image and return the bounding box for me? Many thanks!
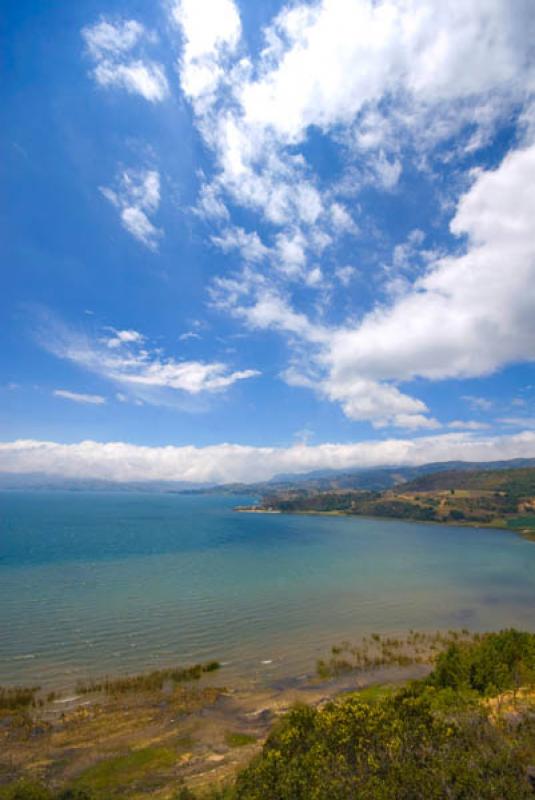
[233,690,533,799]
[430,629,535,695]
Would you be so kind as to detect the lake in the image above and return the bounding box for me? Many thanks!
[1,491,535,689]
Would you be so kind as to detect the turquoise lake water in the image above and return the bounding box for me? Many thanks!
[1,491,535,689]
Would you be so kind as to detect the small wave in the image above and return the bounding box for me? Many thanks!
[261,659,273,665]
[13,654,35,660]
[54,695,80,704]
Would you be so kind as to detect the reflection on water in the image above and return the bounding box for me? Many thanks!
[1,491,534,688]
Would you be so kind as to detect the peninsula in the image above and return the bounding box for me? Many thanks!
[236,465,535,537]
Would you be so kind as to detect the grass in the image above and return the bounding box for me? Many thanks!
[317,629,476,679]
[224,732,257,748]
[0,686,40,711]
[73,746,178,794]
[75,661,220,695]
[352,683,397,704]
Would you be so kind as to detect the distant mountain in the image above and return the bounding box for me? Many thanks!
[0,472,212,492]
[232,458,535,495]
[2,458,535,494]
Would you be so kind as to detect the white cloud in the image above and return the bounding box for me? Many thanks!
[321,143,535,415]
[93,61,169,102]
[372,152,402,190]
[172,0,241,105]
[1,431,535,484]
[463,395,493,412]
[101,169,162,249]
[499,417,535,429]
[81,2,535,431]
[53,389,106,405]
[305,267,323,287]
[330,203,358,234]
[448,420,490,431]
[82,17,169,102]
[322,375,433,428]
[212,138,535,428]
[196,182,230,220]
[39,318,259,404]
[275,231,307,276]
[211,226,269,263]
[240,0,533,142]
[172,0,534,270]
[120,207,161,248]
[82,18,144,59]
[102,329,144,348]
[334,265,358,286]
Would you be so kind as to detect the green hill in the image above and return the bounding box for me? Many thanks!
[403,466,535,495]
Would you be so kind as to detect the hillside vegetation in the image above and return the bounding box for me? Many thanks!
[403,467,535,495]
[248,466,535,534]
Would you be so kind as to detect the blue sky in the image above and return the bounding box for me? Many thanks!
[2,0,535,483]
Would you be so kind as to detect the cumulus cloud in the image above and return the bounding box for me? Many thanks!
[77,2,535,432]
[101,168,162,249]
[82,17,169,101]
[166,0,535,429]
[179,0,534,231]
[1,431,535,484]
[53,389,107,405]
[328,142,535,386]
[217,139,535,428]
[240,0,533,141]
[172,0,241,105]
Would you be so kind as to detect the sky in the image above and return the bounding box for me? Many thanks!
[2,0,535,483]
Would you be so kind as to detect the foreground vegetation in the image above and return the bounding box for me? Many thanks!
[316,629,475,680]
[75,661,220,695]
[244,466,535,534]
[1,630,535,798]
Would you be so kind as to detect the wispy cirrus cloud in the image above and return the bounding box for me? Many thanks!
[53,389,107,405]
[448,420,490,431]
[463,395,494,412]
[499,417,535,430]
[37,317,259,407]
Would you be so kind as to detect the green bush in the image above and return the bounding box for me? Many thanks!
[233,690,532,799]
[430,629,535,695]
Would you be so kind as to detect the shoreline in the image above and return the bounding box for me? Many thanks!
[235,505,535,541]
[0,657,430,794]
